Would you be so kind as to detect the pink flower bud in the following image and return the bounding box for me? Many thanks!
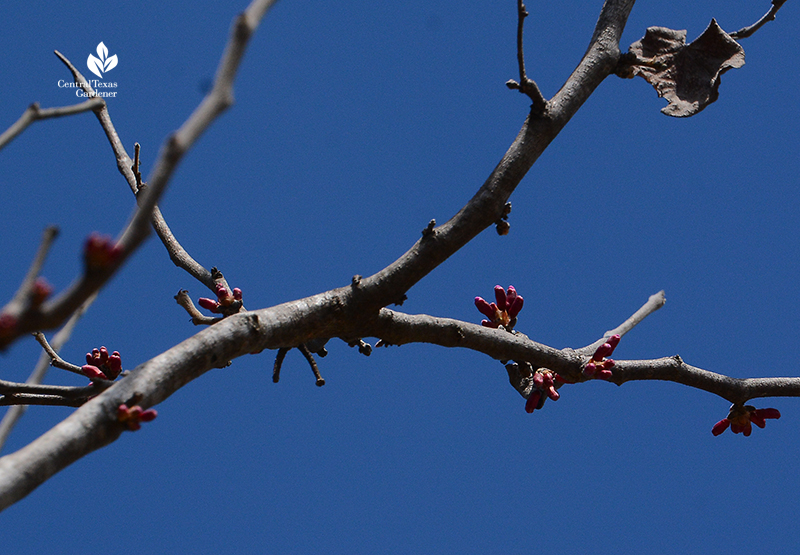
[140,409,158,422]
[198,297,221,313]
[81,364,107,380]
[593,343,613,361]
[601,359,615,370]
[84,233,121,270]
[106,352,122,379]
[525,390,542,413]
[606,334,621,353]
[214,283,230,299]
[0,314,17,338]
[533,372,544,388]
[712,418,730,436]
[546,386,560,401]
[31,277,53,305]
[232,288,243,301]
[118,404,130,420]
[508,295,524,318]
[754,408,781,420]
[494,286,507,310]
[597,369,613,380]
[475,297,495,320]
[98,346,109,364]
[583,362,597,377]
[505,286,517,308]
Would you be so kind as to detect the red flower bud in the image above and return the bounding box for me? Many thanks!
[475,297,496,320]
[31,277,53,305]
[508,295,524,318]
[593,343,613,361]
[81,364,107,380]
[505,285,517,308]
[712,418,730,436]
[525,390,542,413]
[754,408,781,420]
[198,297,221,313]
[140,409,158,422]
[84,233,122,271]
[0,313,17,337]
[232,288,243,301]
[494,285,507,310]
[583,362,597,377]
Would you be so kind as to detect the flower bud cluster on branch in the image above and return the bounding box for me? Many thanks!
[82,346,122,381]
[198,284,243,316]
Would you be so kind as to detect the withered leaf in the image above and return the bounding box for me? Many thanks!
[628,19,745,117]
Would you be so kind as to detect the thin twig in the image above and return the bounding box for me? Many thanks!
[272,347,289,383]
[174,290,222,325]
[577,290,666,355]
[4,227,59,316]
[0,99,104,152]
[730,0,788,39]
[298,344,325,386]
[33,332,85,376]
[505,0,548,113]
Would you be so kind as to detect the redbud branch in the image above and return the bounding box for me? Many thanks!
[0,293,97,451]
[0,98,104,151]
[730,0,788,39]
[118,0,280,257]
[0,0,279,349]
[356,0,635,311]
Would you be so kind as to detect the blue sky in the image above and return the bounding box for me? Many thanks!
[1,1,799,553]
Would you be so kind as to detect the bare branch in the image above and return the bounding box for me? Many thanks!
[358,0,636,311]
[577,290,666,355]
[505,0,548,113]
[730,0,789,39]
[0,98,104,151]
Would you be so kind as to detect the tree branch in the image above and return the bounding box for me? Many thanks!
[0,98,104,151]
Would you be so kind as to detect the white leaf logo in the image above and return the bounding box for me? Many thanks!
[87,42,118,78]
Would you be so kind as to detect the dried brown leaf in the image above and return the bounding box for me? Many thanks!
[628,19,745,117]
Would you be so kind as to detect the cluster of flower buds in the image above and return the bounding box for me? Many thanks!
[584,334,620,379]
[81,346,122,381]
[117,404,157,431]
[525,368,566,413]
[475,285,524,330]
[198,283,243,314]
[712,404,781,437]
[84,233,122,271]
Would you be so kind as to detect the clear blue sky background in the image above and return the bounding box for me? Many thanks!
[1,1,799,553]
